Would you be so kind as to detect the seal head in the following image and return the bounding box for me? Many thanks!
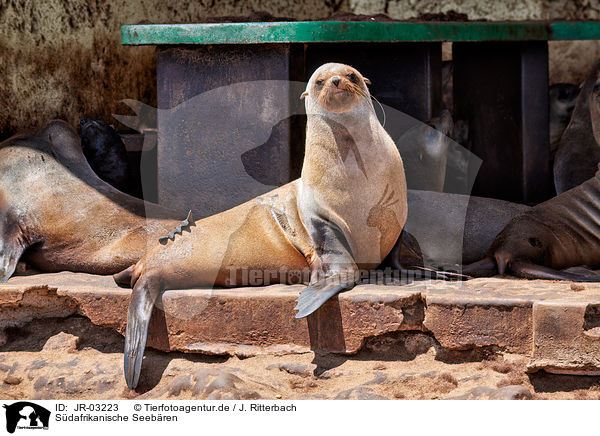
[301,63,371,114]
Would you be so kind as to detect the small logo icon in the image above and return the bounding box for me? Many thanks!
[3,402,50,433]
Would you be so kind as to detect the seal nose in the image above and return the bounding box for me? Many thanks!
[495,252,510,276]
[331,76,340,87]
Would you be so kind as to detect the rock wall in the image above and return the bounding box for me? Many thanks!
[1,0,599,138]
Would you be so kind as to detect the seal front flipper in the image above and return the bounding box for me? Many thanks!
[295,271,358,319]
[380,229,424,271]
[0,230,26,283]
[294,215,359,318]
[0,242,24,283]
[0,201,27,282]
[511,262,600,282]
[124,274,162,389]
[461,257,498,278]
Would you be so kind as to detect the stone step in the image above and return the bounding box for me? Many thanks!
[2,272,600,375]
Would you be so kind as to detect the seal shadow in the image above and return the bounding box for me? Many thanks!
[307,296,351,376]
[135,299,229,393]
[527,371,600,393]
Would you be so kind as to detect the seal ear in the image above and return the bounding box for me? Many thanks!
[300,91,308,100]
[364,77,371,85]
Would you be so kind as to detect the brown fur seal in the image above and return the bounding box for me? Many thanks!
[554,62,600,194]
[463,168,600,281]
[114,63,407,389]
[403,190,529,268]
[0,120,179,281]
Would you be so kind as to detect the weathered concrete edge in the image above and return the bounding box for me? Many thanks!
[529,300,600,375]
[0,281,541,358]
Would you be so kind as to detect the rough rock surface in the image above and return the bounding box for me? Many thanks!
[4,272,600,378]
[3,316,600,399]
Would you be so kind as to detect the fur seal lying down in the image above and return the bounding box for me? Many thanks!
[403,190,530,267]
[0,120,178,282]
[463,168,600,281]
[113,63,408,389]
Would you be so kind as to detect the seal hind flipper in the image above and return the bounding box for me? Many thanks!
[294,274,358,319]
[511,262,600,282]
[124,275,162,389]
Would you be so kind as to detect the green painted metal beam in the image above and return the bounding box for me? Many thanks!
[550,22,600,40]
[121,21,600,45]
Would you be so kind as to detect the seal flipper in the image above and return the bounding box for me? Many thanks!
[295,272,358,318]
[0,239,25,283]
[379,230,468,281]
[462,257,498,277]
[381,229,424,271]
[511,262,600,282]
[295,216,359,318]
[124,275,162,389]
[113,265,135,288]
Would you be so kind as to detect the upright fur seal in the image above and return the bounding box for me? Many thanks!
[554,62,600,194]
[463,168,600,281]
[0,120,179,281]
[114,63,407,389]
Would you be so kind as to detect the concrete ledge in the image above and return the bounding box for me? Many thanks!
[3,273,600,374]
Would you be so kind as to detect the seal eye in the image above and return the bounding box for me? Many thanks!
[316,79,324,86]
[347,73,357,82]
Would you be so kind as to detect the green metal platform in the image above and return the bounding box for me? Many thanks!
[122,21,600,45]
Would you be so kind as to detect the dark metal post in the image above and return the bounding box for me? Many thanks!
[453,41,550,203]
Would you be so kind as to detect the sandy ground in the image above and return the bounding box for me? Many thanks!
[1,316,600,400]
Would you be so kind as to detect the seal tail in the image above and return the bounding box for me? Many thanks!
[294,274,358,319]
[511,262,600,282]
[462,256,498,277]
[124,275,161,389]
